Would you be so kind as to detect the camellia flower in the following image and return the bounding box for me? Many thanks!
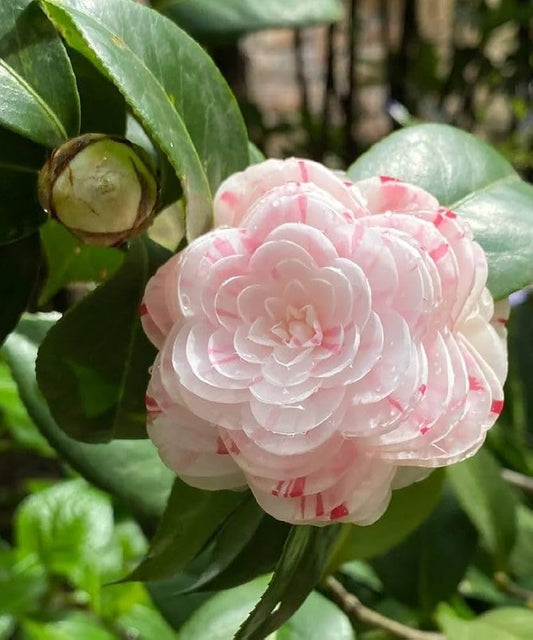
[141,158,508,526]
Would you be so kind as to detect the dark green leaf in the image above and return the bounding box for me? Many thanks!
[36,237,169,442]
[0,232,41,346]
[129,479,245,582]
[0,127,46,244]
[328,469,444,569]
[22,613,116,640]
[179,576,354,640]
[447,448,519,570]
[437,604,533,640]
[39,220,124,304]
[41,0,249,240]
[510,506,533,589]
[372,487,478,615]
[235,525,342,640]
[69,48,126,136]
[0,0,79,146]
[2,314,174,521]
[348,123,533,299]
[153,0,343,41]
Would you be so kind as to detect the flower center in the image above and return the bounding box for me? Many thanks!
[271,304,323,348]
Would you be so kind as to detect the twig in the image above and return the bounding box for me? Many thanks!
[494,572,533,607]
[324,576,445,640]
[502,468,533,496]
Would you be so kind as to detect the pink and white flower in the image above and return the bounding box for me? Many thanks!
[141,158,508,526]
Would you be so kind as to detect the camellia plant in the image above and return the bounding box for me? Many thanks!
[2,0,533,639]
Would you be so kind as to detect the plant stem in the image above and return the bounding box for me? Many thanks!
[494,572,533,606]
[501,468,533,496]
[324,576,445,640]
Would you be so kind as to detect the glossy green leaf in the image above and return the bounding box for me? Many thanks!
[0,232,41,346]
[36,237,169,442]
[129,479,246,582]
[153,0,343,41]
[180,575,354,640]
[0,359,51,454]
[328,469,444,569]
[348,124,533,299]
[437,605,533,640]
[2,314,173,521]
[22,613,116,640]
[39,220,124,304]
[235,525,342,640]
[447,448,519,570]
[116,604,177,640]
[41,0,249,240]
[0,127,46,244]
[15,479,118,583]
[0,0,79,146]
[372,488,478,615]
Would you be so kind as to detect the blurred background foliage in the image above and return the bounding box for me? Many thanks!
[1,0,533,638]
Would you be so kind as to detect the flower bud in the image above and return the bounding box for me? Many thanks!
[38,134,158,246]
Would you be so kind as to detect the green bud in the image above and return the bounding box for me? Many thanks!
[38,134,158,246]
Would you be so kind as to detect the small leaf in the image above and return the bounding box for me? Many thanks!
[39,220,124,304]
[0,549,48,616]
[41,0,249,240]
[437,604,533,640]
[0,0,80,146]
[36,237,169,442]
[372,487,478,615]
[348,123,533,299]
[328,469,444,569]
[447,447,519,570]
[15,479,118,585]
[235,525,342,640]
[2,315,174,521]
[154,0,343,41]
[0,233,41,346]
[129,479,246,582]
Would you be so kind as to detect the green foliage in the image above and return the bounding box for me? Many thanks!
[437,604,533,639]
[179,575,354,640]
[3,315,174,521]
[0,0,79,147]
[154,0,344,41]
[348,123,533,299]
[448,448,520,570]
[41,0,249,241]
[36,238,168,442]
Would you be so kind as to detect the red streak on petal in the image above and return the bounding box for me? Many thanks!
[272,480,284,497]
[220,191,239,206]
[298,194,308,222]
[216,308,239,320]
[298,160,309,182]
[496,318,508,326]
[445,209,457,219]
[216,437,230,455]
[330,504,349,520]
[433,213,445,228]
[344,181,353,187]
[289,477,306,498]
[418,384,427,395]
[469,376,484,391]
[387,396,404,413]
[429,243,449,262]
[315,493,325,517]
[380,175,399,183]
[420,425,430,435]
[139,303,148,317]
[491,400,504,415]
[145,395,158,408]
